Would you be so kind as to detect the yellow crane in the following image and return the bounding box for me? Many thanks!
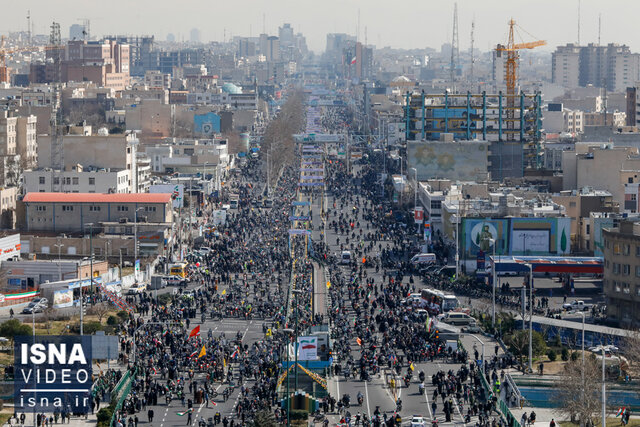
[495,19,546,139]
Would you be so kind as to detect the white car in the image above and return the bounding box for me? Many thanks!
[126,283,147,295]
[411,416,427,427]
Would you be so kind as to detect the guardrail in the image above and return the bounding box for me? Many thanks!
[109,367,137,427]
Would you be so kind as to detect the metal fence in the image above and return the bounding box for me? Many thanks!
[109,368,137,427]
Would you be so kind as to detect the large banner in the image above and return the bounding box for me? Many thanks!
[414,207,424,224]
[297,336,318,361]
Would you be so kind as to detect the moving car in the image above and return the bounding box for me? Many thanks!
[410,253,436,265]
[562,300,592,311]
[340,251,352,265]
[440,312,475,326]
[411,416,427,427]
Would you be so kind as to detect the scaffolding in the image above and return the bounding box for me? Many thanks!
[404,91,543,169]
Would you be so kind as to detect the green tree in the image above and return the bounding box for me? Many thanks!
[506,330,547,365]
[0,319,32,338]
[247,409,277,427]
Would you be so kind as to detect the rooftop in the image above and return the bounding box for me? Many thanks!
[23,193,171,204]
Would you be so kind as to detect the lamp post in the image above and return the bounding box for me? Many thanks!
[54,242,64,281]
[134,207,145,269]
[525,263,533,372]
[467,333,485,365]
[578,311,586,425]
[488,238,496,328]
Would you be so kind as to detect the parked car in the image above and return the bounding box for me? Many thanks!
[126,283,147,295]
[165,276,187,287]
[22,298,48,314]
[562,300,592,311]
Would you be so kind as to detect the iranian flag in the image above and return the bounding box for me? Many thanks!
[176,408,193,416]
[350,56,357,65]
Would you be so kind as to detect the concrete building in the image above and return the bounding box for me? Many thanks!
[144,70,171,89]
[15,115,37,169]
[544,103,583,134]
[36,132,150,193]
[552,43,640,92]
[0,111,17,156]
[144,138,229,174]
[552,189,617,253]
[23,167,131,194]
[0,186,17,229]
[22,192,173,233]
[602,220,640,327]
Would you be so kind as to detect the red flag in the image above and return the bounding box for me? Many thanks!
[188,325,200,339]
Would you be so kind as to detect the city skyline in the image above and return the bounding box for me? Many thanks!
[2,0,639,54]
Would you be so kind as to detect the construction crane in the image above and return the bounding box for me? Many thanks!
[495,19,545,140]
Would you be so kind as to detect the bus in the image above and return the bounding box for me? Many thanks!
[420,288,459,313]
[229,195,239,209]
[169,262,189,278]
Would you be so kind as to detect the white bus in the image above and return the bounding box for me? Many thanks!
[420,288,459,313]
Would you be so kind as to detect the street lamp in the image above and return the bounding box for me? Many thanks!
[488,238,496,328]
[525,263,533,373]
[133,207,145,265]
[54,242,64,281]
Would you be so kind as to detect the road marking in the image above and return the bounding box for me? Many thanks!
[364,379,371,419]
[452,396,466,426]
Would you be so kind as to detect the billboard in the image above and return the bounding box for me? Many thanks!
[194,112,221,136]
[462,217,571,259]
[414,207,424,224]
[408,141,489,181]
[52,289,73,308]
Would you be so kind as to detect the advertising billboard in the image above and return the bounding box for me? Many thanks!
[408,141,489,181]
[150,184,183,209]
[52,289,73,308]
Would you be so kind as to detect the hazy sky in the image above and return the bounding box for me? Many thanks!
[2,0,635,53]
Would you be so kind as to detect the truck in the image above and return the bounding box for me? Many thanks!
[562,300,593,311]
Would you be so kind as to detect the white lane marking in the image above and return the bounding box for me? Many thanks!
[423,382,433,421]
[452,396,466,426]
[364,379,371,419]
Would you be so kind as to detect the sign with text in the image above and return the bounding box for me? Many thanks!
[15,336,92,413]
[414,207,424,224]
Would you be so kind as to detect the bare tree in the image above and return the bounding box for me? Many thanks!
[555,356,603,426]
[88,302,111,324]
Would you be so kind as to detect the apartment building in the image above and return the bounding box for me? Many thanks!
[23,167,131,194]
[16,115,37,169]
[602,220,640,327]
[22,192,173,233]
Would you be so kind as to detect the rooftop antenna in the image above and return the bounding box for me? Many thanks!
[598,13,601,46]
[450,2,459,91]
[27,10,31,44]
[577,0,581,45]
[470,17,475,81]
[357,8,360,43]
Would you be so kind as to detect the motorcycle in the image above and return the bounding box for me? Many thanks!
[418,383,425,395]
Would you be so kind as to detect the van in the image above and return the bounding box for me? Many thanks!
[340,251,352,265]
[229,198,239,209]
[442,312,475,326]
[410,253,437,265]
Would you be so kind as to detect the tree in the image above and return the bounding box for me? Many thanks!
[88,302,111,324]
[506,330,547,367]
[0,319,32,338]
[247,409,277,427]
[555,357,603,426]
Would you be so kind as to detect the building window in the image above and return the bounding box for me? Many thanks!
[624,283,631,294]
[430,201,442,210]
[36,205,46,212]
[625,244,631,256]
[89,206,100,212]
[62,205,73,212]
[144,206,156,212]
[613,263,620,274]
[615,281,621,292]
[117,206,129,212]
[38,176,45,185]
[614,243,621,255]
[624,264,631,275]
[89,177,95,185]
[635,266,640,277]
[72,177,79,185]
[53,177,59,185]
[586,224,590,235]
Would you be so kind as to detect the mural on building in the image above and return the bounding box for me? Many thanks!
[462,217,571,259]
[194,112,221,136]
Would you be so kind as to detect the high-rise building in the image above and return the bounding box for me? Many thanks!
[69,24,86,41]
[259,35,280,62]
[355,42,373,80]
[278,23,294,48]
[237,38,256,58]
[190,28,201,44]
[552,43,640,92]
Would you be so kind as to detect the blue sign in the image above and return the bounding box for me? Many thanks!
[15,335,92,413]
[194,112,221,136]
